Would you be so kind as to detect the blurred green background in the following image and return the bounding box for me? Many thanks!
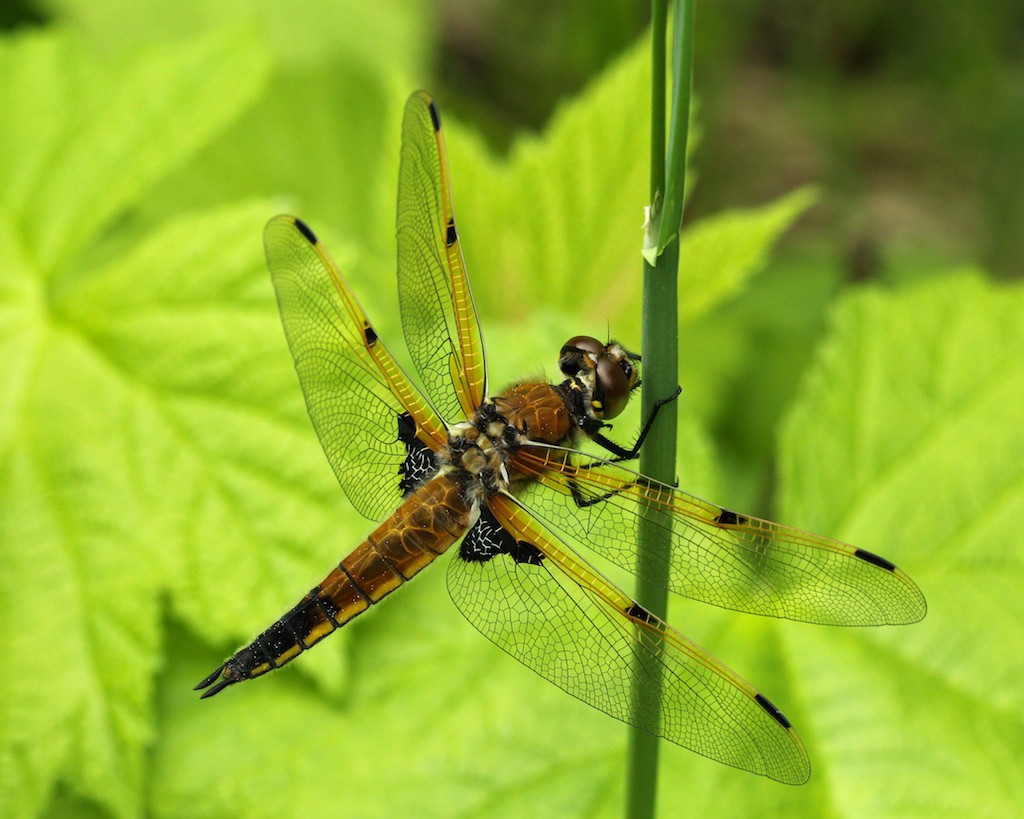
[1,2,1022,817]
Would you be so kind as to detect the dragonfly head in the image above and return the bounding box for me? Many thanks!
[558,336,640,420]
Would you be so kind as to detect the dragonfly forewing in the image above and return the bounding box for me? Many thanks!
[265,214,448,521]
[397,91,487,422]
[510,447,926,626]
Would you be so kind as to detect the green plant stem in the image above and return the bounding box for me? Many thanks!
[648,0,667,203]
[625,1,693,817]
[657,0,696,254]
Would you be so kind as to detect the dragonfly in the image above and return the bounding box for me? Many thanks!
[196,91,926,784]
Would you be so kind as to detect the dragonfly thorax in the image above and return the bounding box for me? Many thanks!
[442,382,575,502]
[443,415,513,499]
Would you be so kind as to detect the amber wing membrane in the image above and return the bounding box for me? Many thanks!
[264,215,447,521]
[447,493,811,784]
[396,91,487,423]
[509,446,926,626]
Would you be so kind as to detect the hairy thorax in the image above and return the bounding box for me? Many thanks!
[441,382,576,504]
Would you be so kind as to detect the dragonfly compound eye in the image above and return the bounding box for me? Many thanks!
[558,336,606,377]
[594,354,632,419]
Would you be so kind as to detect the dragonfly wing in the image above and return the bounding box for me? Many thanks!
[264,215,448,520]
[396,91,487,422]
[509,447,926,626]
[446,493,811,785]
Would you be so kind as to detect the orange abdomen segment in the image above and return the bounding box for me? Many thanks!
[493,382,571,445]
[214,475,471,685]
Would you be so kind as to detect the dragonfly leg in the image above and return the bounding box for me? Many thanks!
[567,477,624,508]
[589,385,681,463]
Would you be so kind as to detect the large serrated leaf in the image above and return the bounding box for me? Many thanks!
[0,29,361,818]
[18,27,269,272]
[777,273,1024,815]
[49,0,431,79]
[445,36,654,327]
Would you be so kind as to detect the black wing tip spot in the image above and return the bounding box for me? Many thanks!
[428,100,442,132]
[293,217,318,245]
[364,326,378,346]
[715,508,746,526]
[625,602,654,623]
[446,219,458,247]
[754,693,793,729]
[854,548,896,572]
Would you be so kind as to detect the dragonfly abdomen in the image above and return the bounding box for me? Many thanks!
[196,475,472,697]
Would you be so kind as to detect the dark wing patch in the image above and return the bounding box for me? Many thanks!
[461,504,544,565]
[397,412,438,494]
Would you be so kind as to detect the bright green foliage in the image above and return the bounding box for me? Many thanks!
[446,38,809,345]
[778,273,1024,816]
[46,0,432,79]
[676,187,817,323]
[443,36,656,327]
[2,9,1014,819]
[0,28,276,819]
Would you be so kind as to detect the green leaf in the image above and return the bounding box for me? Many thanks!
[444,46,811,347]
[0,29,326,817]
[143,68,405,277]
[10,28,270,273]
[47,0,432,81]
[47,2,435,274]
[446,35,653,332]
[678,252,841,510]
[777,273,1024,815]
[676,187,817,323]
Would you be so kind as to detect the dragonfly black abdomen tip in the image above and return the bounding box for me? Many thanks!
[198,676,237,699]
[194,664,236,698]
[194,665,225,690]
